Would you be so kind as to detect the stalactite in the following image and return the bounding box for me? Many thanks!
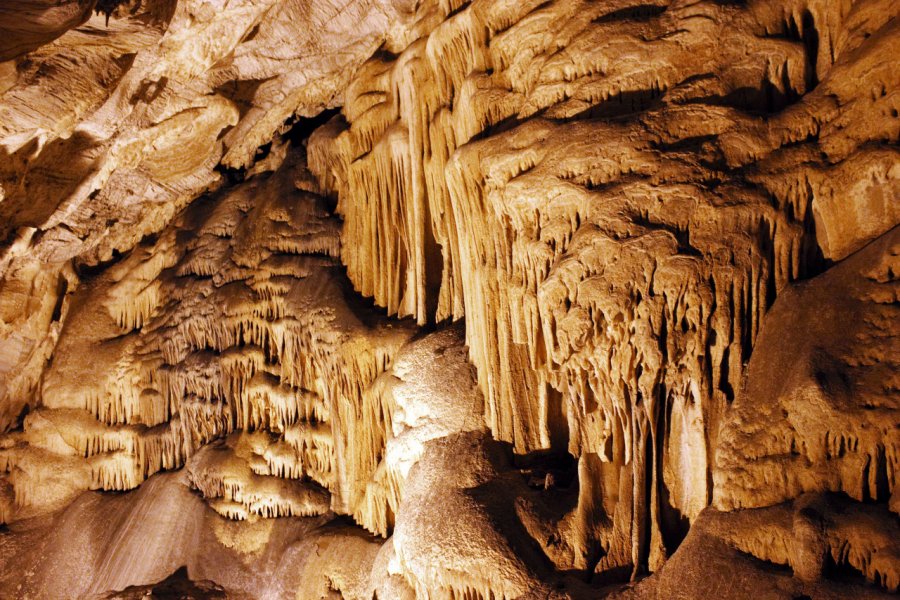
[0,0,897,596]
[305,0,900,581]
[0,153,415,532]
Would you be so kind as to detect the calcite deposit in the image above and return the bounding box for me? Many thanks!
[0,0,897,598]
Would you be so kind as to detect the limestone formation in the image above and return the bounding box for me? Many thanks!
[0,0,897,598]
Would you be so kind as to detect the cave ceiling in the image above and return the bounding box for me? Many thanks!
[0,0,897,598]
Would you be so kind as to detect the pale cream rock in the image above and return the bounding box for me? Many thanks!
[0,0,896,597]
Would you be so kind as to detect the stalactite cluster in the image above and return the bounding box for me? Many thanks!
[0,155,421,537]
[0,0,897,598]
[306,0,899,580]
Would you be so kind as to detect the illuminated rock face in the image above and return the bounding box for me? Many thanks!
[0,0,897,598]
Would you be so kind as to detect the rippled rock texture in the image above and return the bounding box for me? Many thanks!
[0,0,897,598]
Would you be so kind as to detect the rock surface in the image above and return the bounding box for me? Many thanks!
[0,0,897,598]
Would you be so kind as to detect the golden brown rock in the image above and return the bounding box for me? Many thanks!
[0,0,897,597]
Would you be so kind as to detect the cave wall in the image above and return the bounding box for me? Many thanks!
[306,0,900,578]
[0,0,897,598]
